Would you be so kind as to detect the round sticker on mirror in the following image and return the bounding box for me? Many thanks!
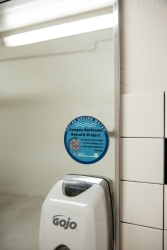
[64,116,109,164]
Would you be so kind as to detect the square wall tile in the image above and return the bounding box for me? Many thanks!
[121,181,163,229]
[165,186,167,230]
[164,230,167,250]
[121,138,164,184]
[121,223,163,250]
[165,92,167,138]
[121,92,164,138]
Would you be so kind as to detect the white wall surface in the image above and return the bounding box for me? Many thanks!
[0,41,114,196]
[120,0,167,94]
[120,1,167,249]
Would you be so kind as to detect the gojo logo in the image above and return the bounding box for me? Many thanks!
[52,215,77,230]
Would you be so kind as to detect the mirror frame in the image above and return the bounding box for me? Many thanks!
[114,0,120,249]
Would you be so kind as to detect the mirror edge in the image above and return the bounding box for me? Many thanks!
[114,0,120,249]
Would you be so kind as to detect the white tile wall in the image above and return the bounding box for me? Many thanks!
[120,92,165,249]
[121,92,164,138]
[121,181,163,229]
[121,223,163,250]
[165,92,167,138]
[165,185,167,230]
[164,230,167,250]
[121,138,164,184]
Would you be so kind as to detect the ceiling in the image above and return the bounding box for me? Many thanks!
[0,0,113,60]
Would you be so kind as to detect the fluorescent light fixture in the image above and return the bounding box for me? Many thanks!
[0,0,11,3]
[1,0,113,31]
[3,14,114,47]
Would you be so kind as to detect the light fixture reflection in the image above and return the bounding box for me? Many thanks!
[50,199,87,207]
[3,13,114,47]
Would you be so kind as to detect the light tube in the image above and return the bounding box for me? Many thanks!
[3,14,114,47]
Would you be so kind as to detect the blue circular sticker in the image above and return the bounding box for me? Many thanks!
[64,116,109,164]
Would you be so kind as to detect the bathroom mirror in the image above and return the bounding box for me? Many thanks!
[0,0,119,249]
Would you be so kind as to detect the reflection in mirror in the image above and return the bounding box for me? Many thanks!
[0,0,117,250]
[55,245,70,250]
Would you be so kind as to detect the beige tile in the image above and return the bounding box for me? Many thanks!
[164,230,167,250]
[121,181,163,229]
[121,223,163,250]
[165,186,167,230]
[121,138,164,184]
[165,93,167,138]
[121,92,164,138]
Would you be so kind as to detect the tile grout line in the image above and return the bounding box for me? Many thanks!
[121,137,164,139]
[120,221,163,231]
[121,180,163,185]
